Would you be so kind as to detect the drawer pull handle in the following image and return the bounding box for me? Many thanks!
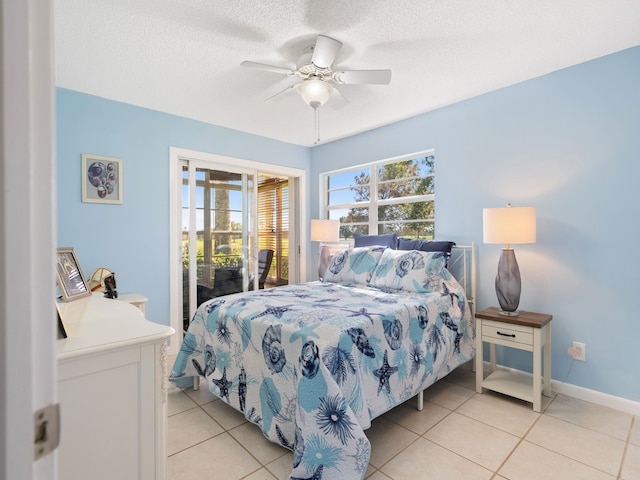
[497,331,516,338]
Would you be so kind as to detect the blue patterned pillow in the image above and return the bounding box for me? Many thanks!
[369,249,447,293]
[322,246,386,285]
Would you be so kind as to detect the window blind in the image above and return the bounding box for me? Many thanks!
[257,176,289,284]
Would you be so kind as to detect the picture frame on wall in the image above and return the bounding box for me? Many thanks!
[56,247,92,302]
[81,153,123,204]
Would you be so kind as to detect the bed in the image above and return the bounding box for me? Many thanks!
[170,239,476,480]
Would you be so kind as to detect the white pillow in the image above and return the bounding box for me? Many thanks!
[322,246,386,285]
[369,249,447,292]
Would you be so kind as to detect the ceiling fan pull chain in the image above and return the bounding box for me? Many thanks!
[314,106,320,144]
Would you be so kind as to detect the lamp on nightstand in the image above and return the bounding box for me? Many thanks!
[483,204,536,316]
[310,219,339,280]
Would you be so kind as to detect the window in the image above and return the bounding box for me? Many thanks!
[323,152,435,241]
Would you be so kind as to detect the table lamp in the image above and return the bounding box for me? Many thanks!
[483,204,536,316]
[310,219,339,280]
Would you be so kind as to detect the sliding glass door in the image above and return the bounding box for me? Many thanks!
[181,162,256,331]
[169,147,307,348]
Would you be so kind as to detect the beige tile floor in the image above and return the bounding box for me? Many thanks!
[167,366,640,479]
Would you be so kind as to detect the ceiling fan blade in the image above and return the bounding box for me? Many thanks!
[334,69,392,85]
[240,61,295,76]
[264,84,298,102]
[311,35,343,69]
[328,86,350,110]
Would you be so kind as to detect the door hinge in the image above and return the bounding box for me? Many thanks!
[34,404,60,460]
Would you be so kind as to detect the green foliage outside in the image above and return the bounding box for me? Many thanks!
[182,236,244,270]
[339,155,435,239]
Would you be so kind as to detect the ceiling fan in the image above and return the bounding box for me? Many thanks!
[241,35,392,143]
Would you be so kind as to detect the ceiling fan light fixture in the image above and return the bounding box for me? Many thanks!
[297,78,333,108]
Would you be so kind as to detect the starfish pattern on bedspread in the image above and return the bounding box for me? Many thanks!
[212,367,231,401]
[373,350,398,395]
[342,307,382,324]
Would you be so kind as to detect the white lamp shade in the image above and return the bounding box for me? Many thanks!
[483,206,536,245]
[297,78,333,107]
[310,219,339,242]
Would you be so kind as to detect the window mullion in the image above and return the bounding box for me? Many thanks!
[377,194,434,206]
[369,164,378,234]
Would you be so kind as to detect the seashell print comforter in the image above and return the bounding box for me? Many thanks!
[170,274,475,480]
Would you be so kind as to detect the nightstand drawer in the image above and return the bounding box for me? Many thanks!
[482,320,533,347]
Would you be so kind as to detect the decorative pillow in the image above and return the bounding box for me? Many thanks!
[322,246,386,285]
[353,233,398,249]
[398,238,455,255]
[369,249,447,293]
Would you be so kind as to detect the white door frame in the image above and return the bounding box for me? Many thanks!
[1,0,57,479]
[168,147,307,354]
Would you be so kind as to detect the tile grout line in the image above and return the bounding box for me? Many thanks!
[413,388,559,478]
[488,394,550,477]
[355,388,466,477]
[371,429,424,477]
[168,373,635,480]
[522,405,625,478]
[205,399,291,478]
[429,391,510,477]
[617,415,636,480]
[205,402,286,472]
[370,380,488,477]
[529,393,632,477]
[387,391,498,477]
[198,399,280,478]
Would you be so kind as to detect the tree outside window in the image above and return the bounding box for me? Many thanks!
[326,154,435,241]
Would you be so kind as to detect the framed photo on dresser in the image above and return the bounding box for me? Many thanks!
[56,302,68,338]
[56,247,91,302]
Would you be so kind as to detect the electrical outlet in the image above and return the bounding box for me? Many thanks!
[571,342,586,361]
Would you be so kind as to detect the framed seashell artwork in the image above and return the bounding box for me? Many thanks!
[81,153,123,204]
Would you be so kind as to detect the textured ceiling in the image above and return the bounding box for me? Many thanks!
[54,0,640,147]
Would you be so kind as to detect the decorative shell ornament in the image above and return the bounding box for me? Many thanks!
[88,267,115,292]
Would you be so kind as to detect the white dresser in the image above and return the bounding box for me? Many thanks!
[57,293,174,480]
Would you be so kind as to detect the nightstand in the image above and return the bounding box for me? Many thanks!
[475,307,552,412]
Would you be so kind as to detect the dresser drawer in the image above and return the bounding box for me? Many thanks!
[482,319,533,347]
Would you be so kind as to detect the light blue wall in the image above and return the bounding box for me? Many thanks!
[310,46,640,401]
[57,46,640,402]
[56,88,310,330]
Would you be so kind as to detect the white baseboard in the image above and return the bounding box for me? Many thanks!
[553,379,640,416]
[484,363,640,416]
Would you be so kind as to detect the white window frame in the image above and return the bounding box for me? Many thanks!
[320,149,435,237]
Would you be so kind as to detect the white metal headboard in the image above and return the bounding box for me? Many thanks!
[447,244,476,317]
